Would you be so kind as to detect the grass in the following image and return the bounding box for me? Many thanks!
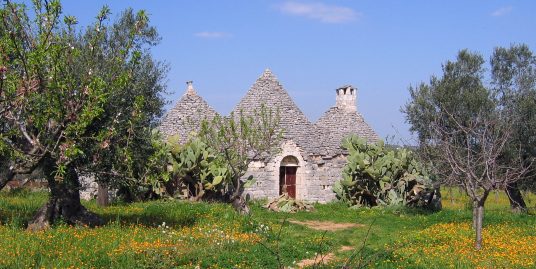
[0,188,535,268]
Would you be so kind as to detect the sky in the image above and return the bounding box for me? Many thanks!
[57,1,536,144]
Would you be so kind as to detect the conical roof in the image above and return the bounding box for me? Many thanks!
[232,69,320,155]
[315,107,379,156]
[159,82,218,143]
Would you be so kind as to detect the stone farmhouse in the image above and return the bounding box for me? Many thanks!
[159,69,379,202]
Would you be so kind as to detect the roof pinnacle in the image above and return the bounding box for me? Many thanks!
[261,68,273,78]
[185,80,196,95]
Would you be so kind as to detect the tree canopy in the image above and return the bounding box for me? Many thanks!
[198,106,282,213]
[403,45,535,249]
[0,0,167,228]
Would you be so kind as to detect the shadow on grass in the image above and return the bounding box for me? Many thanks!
[89,200,231,229]
[0,189,48,227]
[0,190,229,229]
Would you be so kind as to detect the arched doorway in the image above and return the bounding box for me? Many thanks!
[279,156,299,198]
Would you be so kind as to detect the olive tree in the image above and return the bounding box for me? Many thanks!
[0,0,166,228]
[404,49,533,249]
[491,45,536,201]
[405,45,536,211]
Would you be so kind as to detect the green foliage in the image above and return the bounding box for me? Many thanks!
[160,105,280,204]
[334,135,440,209]
[0,1,167,206]
[491,45,536,192]
[404,45,536,194]
[165,136,232,200]
[121,130,170,199]
[404,49,494,143]
[198,105,282,202]
[403,46,535,250]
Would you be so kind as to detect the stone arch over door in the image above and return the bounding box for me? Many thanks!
[279,156,299,198]
[270,140,309,200]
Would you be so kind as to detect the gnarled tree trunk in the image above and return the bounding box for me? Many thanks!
[0,177,8,191]
[27,157,103,231]
[0,160,14,191]
[505,183,527,213]
[230,177,250,215]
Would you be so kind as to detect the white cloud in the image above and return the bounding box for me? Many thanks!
[277,1,359,23]
[491,6,512,17]
[194,32,232,39]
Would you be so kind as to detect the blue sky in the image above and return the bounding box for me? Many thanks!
[59,1,536,143]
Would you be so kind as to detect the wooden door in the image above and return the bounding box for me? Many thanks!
[285,167,297,198]
[280,166,297,198]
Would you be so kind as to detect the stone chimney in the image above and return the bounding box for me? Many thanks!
[335,85,356,111]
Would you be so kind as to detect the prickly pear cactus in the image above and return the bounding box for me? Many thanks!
[335,135,441,210]
[166,136,232,200]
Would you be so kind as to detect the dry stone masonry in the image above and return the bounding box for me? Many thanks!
[159,81,219,143]
[159,69,379,202]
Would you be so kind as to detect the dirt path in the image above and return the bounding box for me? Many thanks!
[289,220,362,267]
[288,220,364,231]
[296,246,354,268]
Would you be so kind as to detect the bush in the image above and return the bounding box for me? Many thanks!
[164,136,233,201]
[333,135,441,210]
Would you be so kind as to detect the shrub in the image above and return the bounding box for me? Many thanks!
[164,136,232,201]
[333,135,441,210]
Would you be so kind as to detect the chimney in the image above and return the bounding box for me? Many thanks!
[335,85,356,111]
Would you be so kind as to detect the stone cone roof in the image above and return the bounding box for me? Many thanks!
[315,107,379,156]
[159,70,380,157]
[232,69,321,155]
[159,83,218,143]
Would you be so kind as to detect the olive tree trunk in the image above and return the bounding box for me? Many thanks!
[0,160,16,191]
[505,183,527,212]
[27,157,103,231]
[97,182,110,207]
[0,177,8,191]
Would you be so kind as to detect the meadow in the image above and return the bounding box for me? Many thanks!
[0,188,535,269]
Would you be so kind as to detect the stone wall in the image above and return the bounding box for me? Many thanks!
[243,140,309,200]
[243,140,346,202]
[314,154,348,201]
[79,174,116,202]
